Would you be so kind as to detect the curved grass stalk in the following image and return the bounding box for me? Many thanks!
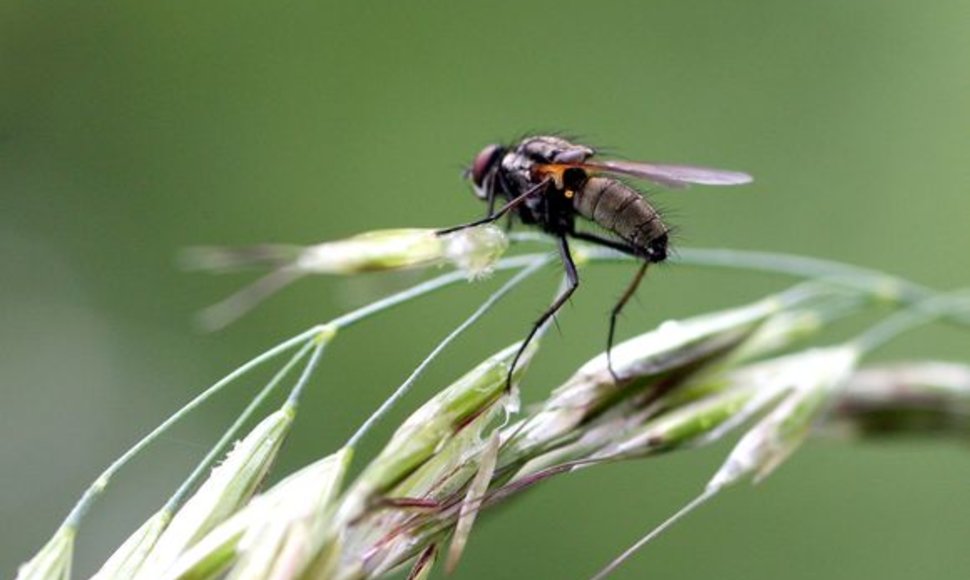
[165,339,318,513]
[59,327,322,531]
[590,488,719,580]
[510,232,922,292]
[852,291,970,352]
[328,253,548,329]
[53,253,552,539]
[511,233,966,326]
[284,333,330,407]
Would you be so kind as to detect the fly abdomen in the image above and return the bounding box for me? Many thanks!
[574,176,669,261]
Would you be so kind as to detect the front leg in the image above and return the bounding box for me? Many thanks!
[484,173,498,219]
[436,178,551,236]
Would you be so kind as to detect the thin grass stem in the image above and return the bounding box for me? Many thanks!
[328,253,549,330]
[345,256,553,449]
[507,232,554,245]
[673,247,931,298]
[577,246,970,329]
[60,326,321,530]
[508,234,931,301]
[590,487,720,580]
[163,339,318,512]
[853,292,970,352]
[285,335,329,406]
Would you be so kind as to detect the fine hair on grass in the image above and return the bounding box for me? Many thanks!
[16,225,970,580]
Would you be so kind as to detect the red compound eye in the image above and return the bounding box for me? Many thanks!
[470,144,504,186]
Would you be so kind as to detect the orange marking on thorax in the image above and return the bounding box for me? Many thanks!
[533,163,594,190]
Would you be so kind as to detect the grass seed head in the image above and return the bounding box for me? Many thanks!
[610,384,764,456]
[708,345,860,491]
[164,448,352,580]
[15,526,74,580]
[296,229,445,274]
[833,361,970,437]
[291,226,508,277]
[506,298,783,458]
[91,510,171,580]
[136,407,295,576]
[440,225,509,279]
[190,226,508,329]
[349,342,529,501]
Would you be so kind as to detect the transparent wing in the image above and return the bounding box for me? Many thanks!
[582,160,753,189]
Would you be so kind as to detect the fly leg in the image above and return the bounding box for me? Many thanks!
[606,262,649,382]
[570,230,639,257]
[484,174,514,231]
[436,178,550,236]
[497,172,517,232]
[505,235,579,390]
[484,174,498,219]
[569,231,650,382]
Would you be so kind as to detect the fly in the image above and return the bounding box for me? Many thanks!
[437,135,752,386]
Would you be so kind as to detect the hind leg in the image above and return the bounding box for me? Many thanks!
[569,231,652,381]
[570,230,639,257]
[606,262,649,382]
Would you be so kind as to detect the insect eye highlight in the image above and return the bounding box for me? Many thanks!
[470,144,504,187]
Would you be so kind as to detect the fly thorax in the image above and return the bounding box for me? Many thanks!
[516,136,595,164]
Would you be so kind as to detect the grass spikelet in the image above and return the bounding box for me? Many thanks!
[91,510,171,580]
[833,361,970,437]
[136,407,296,576]
[707,345,860,490]
[164,448,352,580]
[15,526,74,580]
[189,226,509,330]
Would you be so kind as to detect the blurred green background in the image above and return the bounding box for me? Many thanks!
[3,1,970,578]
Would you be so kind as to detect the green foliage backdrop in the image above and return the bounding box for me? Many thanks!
[3,1,970,577]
